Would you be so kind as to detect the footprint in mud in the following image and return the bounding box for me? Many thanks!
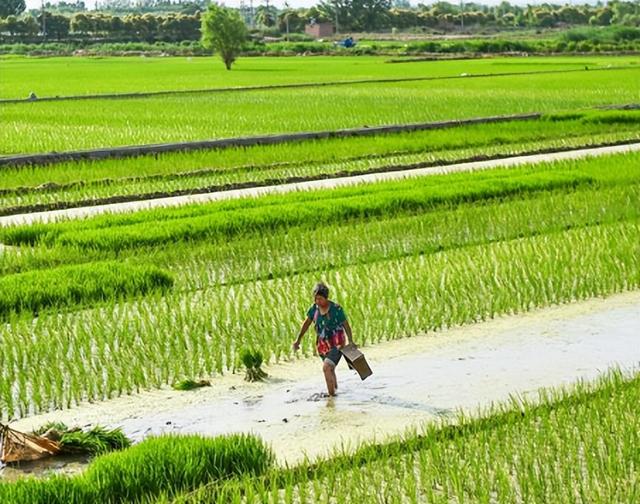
[307,392,331,402]
[242,395,264,406]
[367,395,453,417]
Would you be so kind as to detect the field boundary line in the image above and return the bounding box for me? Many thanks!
[0,65,632,105]
[0,113,541,167]
[1,142,639,227]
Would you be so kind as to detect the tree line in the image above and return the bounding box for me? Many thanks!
[1,0,640,42]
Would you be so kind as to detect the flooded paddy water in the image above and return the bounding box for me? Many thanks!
[6,290,640,474]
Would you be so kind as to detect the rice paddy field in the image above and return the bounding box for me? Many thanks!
[1,53,639,502]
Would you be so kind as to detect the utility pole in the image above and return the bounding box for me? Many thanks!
[460,0,464,30]
[334,0,339,35]
[249,0,255,28]
[41,0,47,42]
[284,1,290,41]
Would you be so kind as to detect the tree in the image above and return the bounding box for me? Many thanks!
[37,12,71,39]
[255,4,277,27]
[201,4,248,71]
[0,0,26,17]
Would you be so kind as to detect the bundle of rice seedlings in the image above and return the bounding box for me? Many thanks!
[240,348,268,382]
[33,423,130,456]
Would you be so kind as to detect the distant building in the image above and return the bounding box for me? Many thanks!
[305,22,334,39]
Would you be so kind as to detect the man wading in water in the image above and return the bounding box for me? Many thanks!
[292,283,353,396]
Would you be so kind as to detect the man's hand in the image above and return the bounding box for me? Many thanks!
[292,340,301,351]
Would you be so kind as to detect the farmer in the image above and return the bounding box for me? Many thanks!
[292,282,353,396]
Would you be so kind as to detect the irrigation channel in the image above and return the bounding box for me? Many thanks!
[1,142,640,227]
[7,290,640,474]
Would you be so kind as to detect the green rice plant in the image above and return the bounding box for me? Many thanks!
[0,108,638,193]
[240,348,268,382]
[1,55,633,99]
[175,370,640,503]
[0,433,274,504]
[0,261,173,318]
[1,110,639,215]
[2,64,639,154]
[0,154,638,419]
[7,147,640,253]
[3,173,639,294]
[172,379,211,391]
[0,217,638,420]
[1,169,595,250]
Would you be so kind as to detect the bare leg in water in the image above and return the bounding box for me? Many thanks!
[323,360,338,396]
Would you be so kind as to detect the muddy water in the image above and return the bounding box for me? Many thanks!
[9,291,640,469]
[1,143,640,227]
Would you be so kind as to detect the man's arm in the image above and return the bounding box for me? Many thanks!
[343,319,353,347]
[293,317,312,350]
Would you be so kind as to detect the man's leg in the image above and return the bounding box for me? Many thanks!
[323,359,337,396]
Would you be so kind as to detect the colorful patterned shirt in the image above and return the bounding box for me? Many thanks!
[307,302,347,355]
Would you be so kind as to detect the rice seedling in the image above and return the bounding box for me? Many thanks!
[172,379,211,391]
[56,425,130,456]
[0,216,638,420]
[1,55,632,99]
[0,166,599,250]
[174,370,640,504]
[1,109,639,215]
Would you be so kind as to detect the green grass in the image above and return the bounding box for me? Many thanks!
[173,369,640,503]
[1,109,639,214]
[2,64,639,154]
[1,54,634,99]
[0,434,274,504]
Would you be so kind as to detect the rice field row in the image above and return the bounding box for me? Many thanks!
[2,55,634,99]
[3,66,640,154]
[1,218,638,419]
[2,109,640,215]
[174,370,640,504]
[0,153,639,419]
[1,369,638,503]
